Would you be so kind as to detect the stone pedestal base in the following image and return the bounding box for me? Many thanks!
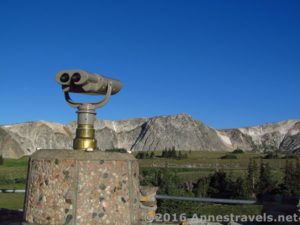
[24,149,140,225]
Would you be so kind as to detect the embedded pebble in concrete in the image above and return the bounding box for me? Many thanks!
[24,149,141,225]
[24,158,75,225]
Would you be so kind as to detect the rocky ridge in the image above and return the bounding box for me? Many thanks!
[0,114,299,158]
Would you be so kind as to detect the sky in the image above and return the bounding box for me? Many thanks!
[0,0,299,129]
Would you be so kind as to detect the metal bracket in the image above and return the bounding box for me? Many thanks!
[63,83,113,151]
[64,82,113,109]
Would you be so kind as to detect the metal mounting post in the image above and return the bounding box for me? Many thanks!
[64,83,113,151]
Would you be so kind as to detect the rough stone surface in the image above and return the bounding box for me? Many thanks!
[1,115,300,158]
[24,149,140,225]
[140,186,158,223]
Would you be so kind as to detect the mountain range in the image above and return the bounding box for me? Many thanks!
[0,114,299,159]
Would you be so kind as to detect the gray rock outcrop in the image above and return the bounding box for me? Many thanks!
[0,114,299,158]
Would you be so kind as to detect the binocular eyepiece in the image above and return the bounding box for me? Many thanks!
[56,70,123,95]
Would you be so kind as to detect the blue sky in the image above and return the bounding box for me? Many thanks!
[0,0,299,128]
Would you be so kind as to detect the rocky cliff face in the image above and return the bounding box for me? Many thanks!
[279,121,300,154]
[219,120,300,152]
[65,114,229,152]
[0,122,73,158]
[0,127,24,159]
[0,114,299,158]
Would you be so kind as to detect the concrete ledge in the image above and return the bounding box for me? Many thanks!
[31,149,136,161]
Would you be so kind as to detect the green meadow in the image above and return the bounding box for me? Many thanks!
[137,151,288,182]
[0,151,295,211]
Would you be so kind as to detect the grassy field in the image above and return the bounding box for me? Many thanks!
[0,193,25,210]
[0,156,28,190]
[137,151,291,182]
[137,151,290,169]
[0,151,296,210]
[0,156,28,178]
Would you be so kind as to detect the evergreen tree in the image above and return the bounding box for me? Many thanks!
[161,150,167,158]
[154,169,162,186]
[145,152,149,159]
[157,166,183,195]
[283,159,300,196]
[247,158,258,194]
[284,160,295,190]
[136,152,140,159]
[178,151,182,160]
[207,171,230,198]
[193,177,209,197]
[136,152,145,159]
[167,149,172,158]
[171,148,177,158]
[257,160,273,196]
[295,157,300,195]
[253,159,258,177]
[235,177,249,198]
[207,171,247,199]
[0,155,3,165]
[150,152,155,158]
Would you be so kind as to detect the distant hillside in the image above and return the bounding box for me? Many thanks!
[0,114,299,158]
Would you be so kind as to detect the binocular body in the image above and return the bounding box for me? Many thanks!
[56,69,123,151]
[56,70,123,95]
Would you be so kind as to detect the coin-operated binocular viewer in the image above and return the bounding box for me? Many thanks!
[24,71,141,225]
[56,70,123,151]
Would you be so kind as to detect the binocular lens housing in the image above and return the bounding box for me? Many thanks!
[56,70,123,95]
[71,73,81,83]
[60,73,70,83]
